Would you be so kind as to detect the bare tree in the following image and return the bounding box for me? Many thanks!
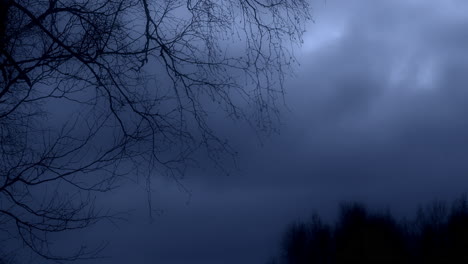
[0,0,311,261]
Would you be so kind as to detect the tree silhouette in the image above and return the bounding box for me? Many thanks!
[333,204,408,264]
[0,0,311,261]
[446,197,468,262]
[273,196,468,264]
[281,215,331,264]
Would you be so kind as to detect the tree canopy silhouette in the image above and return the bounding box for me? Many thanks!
[0,0,311,261]
[271,196,468,264]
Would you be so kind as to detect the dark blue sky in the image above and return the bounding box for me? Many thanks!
[68,0,468,263]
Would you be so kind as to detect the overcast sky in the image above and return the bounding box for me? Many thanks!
[68,0,468,263]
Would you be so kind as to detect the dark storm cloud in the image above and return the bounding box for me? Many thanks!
[73,1,468,263]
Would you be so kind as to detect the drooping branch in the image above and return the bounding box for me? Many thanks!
[0,0,311,261]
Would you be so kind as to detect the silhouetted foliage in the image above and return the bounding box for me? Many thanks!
[281,215,332,264]
[272,195,468,264]
[334,204,408,264]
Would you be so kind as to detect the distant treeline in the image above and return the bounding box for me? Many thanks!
[269,195,468,264]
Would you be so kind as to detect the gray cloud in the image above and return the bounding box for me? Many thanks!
[70,1,468,263]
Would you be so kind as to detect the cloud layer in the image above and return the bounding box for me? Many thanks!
[73,1,468,263]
